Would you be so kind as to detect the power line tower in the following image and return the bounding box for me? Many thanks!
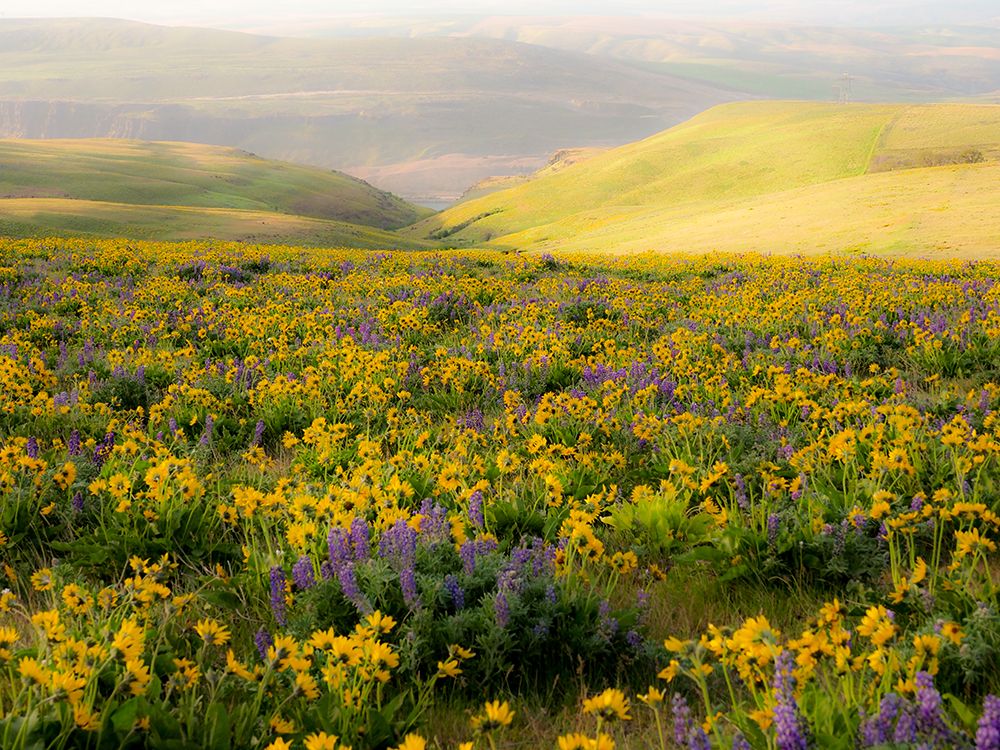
[834,72,854,104]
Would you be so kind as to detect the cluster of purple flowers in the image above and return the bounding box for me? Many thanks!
[269,566,287,626]
[773,650,809,750]
[92,431,115,468]
[254,627,273,661]
[467,490,485,530]
[251,419,265,447]
[671,693,711,750]
[292,556,315,590]
[443,574,464,610]
[858,672,1000,749]
[493,591,510,629]
[321,519,373,614]
[67,429,81,456]
[459,536,498,576]
[199,415,213,447]
[977,696,1000,750]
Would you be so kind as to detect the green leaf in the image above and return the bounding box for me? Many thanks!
[205,703,231,750]
[111,698,140,733]
[946,693,977,732]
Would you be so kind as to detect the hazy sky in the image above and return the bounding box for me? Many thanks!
[1,0,997,26]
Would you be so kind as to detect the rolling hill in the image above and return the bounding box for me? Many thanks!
[407,101,1000,257]
[0,198,429,249]
[0,139,433,247]
[0,138,428,228]
[0,18,741,204]
[248,14,1000,104]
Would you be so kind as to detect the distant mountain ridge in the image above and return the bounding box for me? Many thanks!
[0,18,743,202]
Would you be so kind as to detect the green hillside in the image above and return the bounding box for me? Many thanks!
[0,198,432,249]
[0,139,429,229]
[408,102,1000,257]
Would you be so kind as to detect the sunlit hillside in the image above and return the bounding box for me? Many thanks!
[0,138,434,246]
[410,101,1000,256]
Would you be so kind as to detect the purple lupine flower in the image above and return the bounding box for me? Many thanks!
[251,420,265,447]
[915,671,953,746]
[254,628,273,661]
[731,733,752,750]
[545,585,557,605]
[734,473,748,509]
[200,415,213,447]
[168,417,179,437]
[418,499,450,545]
[71,491,84,513]
[672,693,694,747]
[468,490,485,529]
[292,556,315,590]
[636,588,650,620]
[767,514,780,546]
[67,430,81,457]
[860,693,902,746]
[378,519,417,571]
[399,566,419,608]
[443,574,464,610]
[328,527,353,569]
[688,725,711,750]
[460,540,477,575]
[892,703,917,744]
[26,437,38,458]
[494,592,510,629]
[349,517,370,561]
[337,563,372,615]
[773,650,809,750]
[92,432,115,468]
[476,536,498,556]
[496,567,520,597]
[977,695,1000,750]
[852,511,867,531]
[459,408,485,432]
[598,600,619,637]
[269,566,287,626]
[626,629,642,649]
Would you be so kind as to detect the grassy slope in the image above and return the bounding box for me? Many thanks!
[0,198,432,249]
[455,147,609,204]
[497,162,1000,258]
[409,102,1000,257]
[0,139,430,229]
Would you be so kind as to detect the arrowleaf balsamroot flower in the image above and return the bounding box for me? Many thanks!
[194,618,231,646]
[582,688,631,722]
[391,734,427,750]
[471,699,515,732]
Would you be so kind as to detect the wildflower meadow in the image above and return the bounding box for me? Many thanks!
[1,237,999,749]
